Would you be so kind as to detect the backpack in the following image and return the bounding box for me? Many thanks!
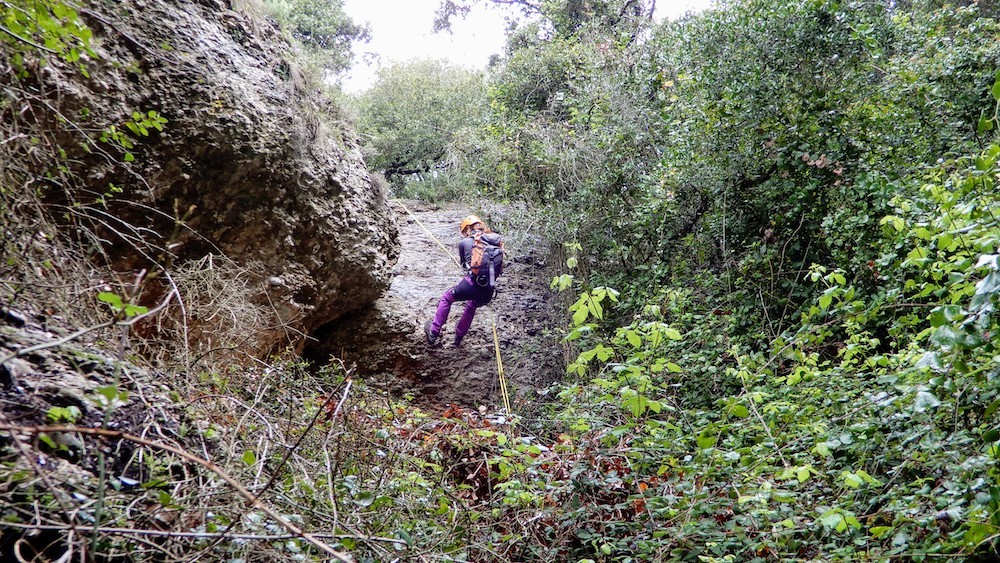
[469,231,505,288]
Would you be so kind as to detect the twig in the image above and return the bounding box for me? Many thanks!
[0,24,58,53]
[0,289,175,368]
[0,521,406,546]
[0,423,352,561]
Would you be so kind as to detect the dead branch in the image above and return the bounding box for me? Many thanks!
[0,423,353,562]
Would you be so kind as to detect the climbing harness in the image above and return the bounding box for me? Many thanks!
[393,199,514,419]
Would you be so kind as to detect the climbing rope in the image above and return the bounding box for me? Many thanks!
[492,310,512,416]
[393,199,462,271]
[392,199,514,418]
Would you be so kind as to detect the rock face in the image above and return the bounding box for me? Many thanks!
[306,201,565,409]
[37,0,397,353]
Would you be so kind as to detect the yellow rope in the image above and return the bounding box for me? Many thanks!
[392,199,462,271]
[392,199,514,418]
[492,311,512,417]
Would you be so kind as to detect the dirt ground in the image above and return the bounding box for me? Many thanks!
[305,199,567,411]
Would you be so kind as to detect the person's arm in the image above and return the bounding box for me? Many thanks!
[458,238,472,271]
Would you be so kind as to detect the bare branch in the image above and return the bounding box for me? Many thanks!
[0,423,353,562]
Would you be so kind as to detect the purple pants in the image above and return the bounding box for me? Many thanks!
[430,276,494,342]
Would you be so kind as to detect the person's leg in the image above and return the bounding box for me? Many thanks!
[454,300,478,344]
[430,287,456,335]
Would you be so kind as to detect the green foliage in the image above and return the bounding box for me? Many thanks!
[391,168,470,202]
[45,405,81,424]
[0,0,95,76]
[97,291,149,318]
[96,110,167,163]
[410,1,1000,559]
[499,138,1000,561]
[5,0,1000,561]
[262,0,368,73]
[352,59,487,191]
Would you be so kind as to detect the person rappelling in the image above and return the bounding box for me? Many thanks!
[424,215,505,347]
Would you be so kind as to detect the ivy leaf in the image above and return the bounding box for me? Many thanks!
[123,304,149,317]
[913,390,941,413]
[819,510,845,530]
[978,116,996,133]
[928,305,963,327]
[39,433,58,450]
[588,296,603,320]
[880,215,904,231]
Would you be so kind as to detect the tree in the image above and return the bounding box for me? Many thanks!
[434,0,655,33]
[353,59,486,184]
[264,0,369,73]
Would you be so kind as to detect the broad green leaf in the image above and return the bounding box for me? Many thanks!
[98,292,123,309]
[729,405,750,418]
[880,215,904,231]
[588,296,603,319]
[242,450,257,466]
[928,305,963,327]
[857,469,880,485]
[39,433,58,449]
[819,510,844,530]
[626,330,641,348]
[913,390,941,412]
[985,398,1000,419]
[870,526,892,538]
[842,471,862,488]
[977,116,995,133]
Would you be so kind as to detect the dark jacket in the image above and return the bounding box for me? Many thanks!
[458,233,478,272]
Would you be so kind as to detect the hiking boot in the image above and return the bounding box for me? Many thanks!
[424,320,439,346]
[452,337,463,347]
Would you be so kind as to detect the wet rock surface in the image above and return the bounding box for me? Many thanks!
[306,200,566,409]
[35,0,397,355]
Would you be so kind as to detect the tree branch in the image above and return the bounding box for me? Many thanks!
[0,423,352,562]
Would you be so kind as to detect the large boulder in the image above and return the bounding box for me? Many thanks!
[25,0,397,354]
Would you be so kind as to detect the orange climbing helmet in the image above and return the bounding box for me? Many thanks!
[460,215,483,234]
